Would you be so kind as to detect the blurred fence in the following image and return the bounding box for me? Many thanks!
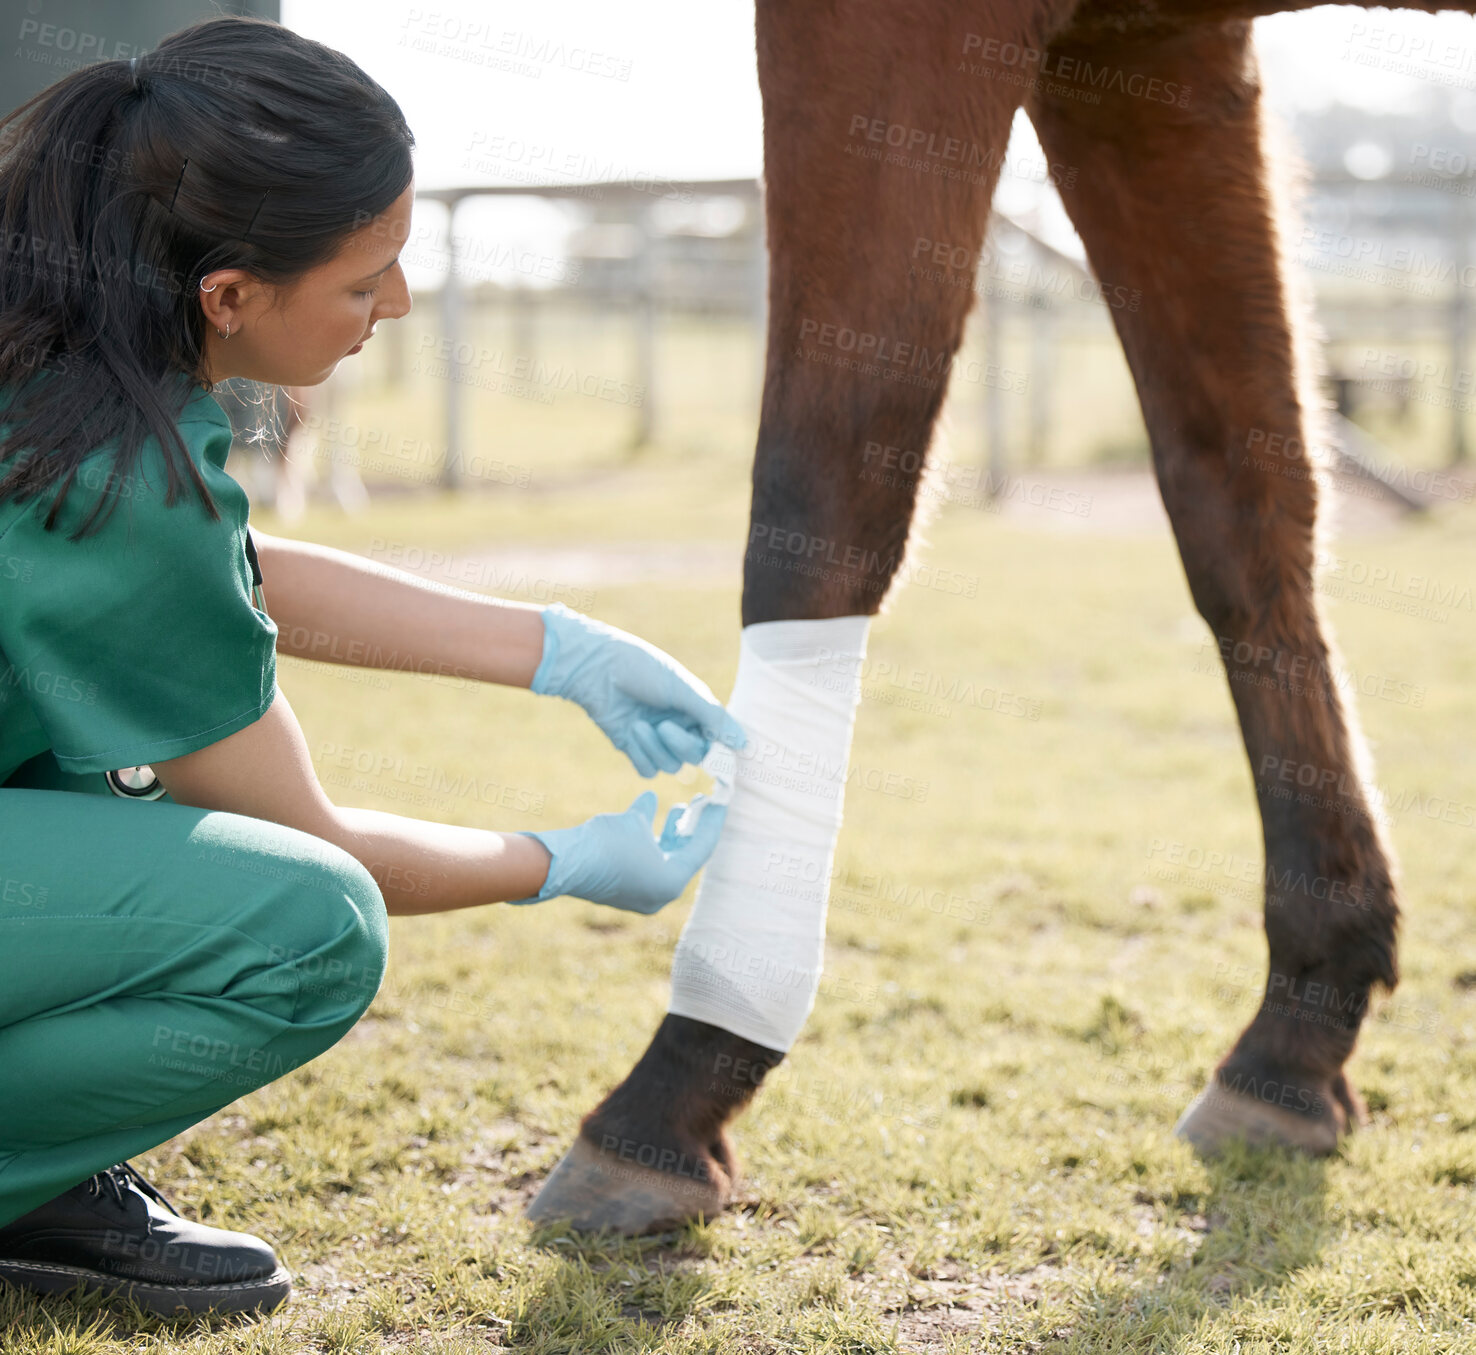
[240,167,1475,511]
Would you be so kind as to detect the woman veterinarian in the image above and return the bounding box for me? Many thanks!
[0,16,742,1319]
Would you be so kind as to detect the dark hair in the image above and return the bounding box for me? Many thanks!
[0,16,414,538]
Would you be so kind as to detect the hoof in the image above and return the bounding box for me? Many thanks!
[526,1135,731,1236]
[1174,1079,1344,1157]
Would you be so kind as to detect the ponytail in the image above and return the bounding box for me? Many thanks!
[0,16,414,539]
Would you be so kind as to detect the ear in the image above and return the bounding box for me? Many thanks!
[196,269,265,330]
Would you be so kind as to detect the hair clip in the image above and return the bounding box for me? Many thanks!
[242,187,270,240]
[168,158,188,213]
[164,159,271,241]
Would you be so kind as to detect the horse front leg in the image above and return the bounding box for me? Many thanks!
[527,0,1078,1233]
[1028,17,1400,1153]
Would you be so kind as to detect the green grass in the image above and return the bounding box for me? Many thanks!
[7,461,1476,1352]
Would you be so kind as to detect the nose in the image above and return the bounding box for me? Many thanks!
[378,261,412,321]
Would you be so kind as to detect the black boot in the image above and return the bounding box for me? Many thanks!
[0,1162,290,1317]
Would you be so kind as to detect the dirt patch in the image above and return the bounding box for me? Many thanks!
[372,466,1422,594]
[975,464,1416,537]
[882,1261,1058,1353]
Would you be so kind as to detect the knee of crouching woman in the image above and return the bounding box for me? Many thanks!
[269,844,390,1043]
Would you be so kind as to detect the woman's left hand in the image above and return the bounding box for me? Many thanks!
[508,790,728,912]
[531,603,747,777]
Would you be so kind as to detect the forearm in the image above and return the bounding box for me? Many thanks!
[254,531,545,686]
[152,687,554,914]
[326,804,552,915]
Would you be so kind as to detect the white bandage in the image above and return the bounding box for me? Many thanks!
[673,743,736,836]
[668,615,871,1051]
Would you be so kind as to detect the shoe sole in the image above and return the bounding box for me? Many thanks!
[0,1258,292,1317]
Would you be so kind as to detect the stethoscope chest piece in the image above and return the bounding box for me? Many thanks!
[106,765,166,800]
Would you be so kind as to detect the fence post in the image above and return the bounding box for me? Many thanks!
[440,195,464,489]
[1028,295,1054,467]
[631,205,657,451]
[1451,192,1470,466]
[983,289,1006,501]
[751,193,769,411]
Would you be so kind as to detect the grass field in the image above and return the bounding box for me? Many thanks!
[7,437,1476,1353]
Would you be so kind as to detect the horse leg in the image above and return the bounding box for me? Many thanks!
[527,0,1078,1233]
[1028,17,1399,1153]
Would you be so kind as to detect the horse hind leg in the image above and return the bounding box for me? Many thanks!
[1027,17,1399,1154]
[527,0,1079,1233]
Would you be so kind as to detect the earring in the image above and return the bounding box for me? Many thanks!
[202,278,227,339]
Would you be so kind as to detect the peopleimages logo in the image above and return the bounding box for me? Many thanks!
[794,317,1028,393]
[958,32,1192,108]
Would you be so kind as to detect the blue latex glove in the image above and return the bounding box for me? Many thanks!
[531,603,748,778]
[508,790,727,913]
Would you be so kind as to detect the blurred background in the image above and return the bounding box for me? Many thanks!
[4,0,1472,525]
[7,12,1476,1348]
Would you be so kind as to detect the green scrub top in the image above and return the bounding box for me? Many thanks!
[0,378,278,783]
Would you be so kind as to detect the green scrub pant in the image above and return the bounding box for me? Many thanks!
[0,751,389,1228]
